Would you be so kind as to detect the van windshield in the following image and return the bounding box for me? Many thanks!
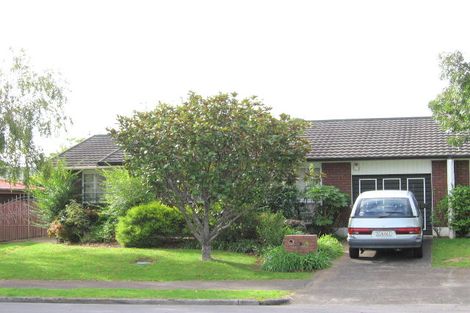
[354,197,414,218]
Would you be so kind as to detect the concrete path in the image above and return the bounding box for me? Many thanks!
[293,238,470,305]
[0,279,309,291]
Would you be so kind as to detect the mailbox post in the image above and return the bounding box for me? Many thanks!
[282,234,318,254]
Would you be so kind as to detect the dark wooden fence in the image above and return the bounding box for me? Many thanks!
[0,196,47,242]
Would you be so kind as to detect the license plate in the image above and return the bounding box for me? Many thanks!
[372,230,396,238]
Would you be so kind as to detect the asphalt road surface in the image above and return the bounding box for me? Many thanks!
[2,303,470,313]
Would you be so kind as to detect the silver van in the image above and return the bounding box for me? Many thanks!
[347,190,423,259]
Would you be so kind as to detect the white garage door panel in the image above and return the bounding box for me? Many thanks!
[351,160,432,175]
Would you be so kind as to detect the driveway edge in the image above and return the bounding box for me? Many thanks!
[0,296,291,305]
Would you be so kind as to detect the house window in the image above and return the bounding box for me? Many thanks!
[82,171,104,203]
[296,162,322,191]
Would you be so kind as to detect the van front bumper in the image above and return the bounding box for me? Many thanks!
[348,236,423,249]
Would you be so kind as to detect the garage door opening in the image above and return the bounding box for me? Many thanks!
[353,174,432,235]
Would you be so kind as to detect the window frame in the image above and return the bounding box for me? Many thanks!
[82,170,104,204]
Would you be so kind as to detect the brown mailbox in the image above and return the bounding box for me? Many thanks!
[283,234,317,254]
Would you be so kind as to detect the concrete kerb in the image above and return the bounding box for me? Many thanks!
[0,297,292,306]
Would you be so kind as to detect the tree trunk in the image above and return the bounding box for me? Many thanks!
[201,241,212,261]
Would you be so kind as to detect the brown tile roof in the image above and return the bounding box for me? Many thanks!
[305,116,470,160]
[0,179,26,191]
[59,117,470,167]
[58,135,123,168]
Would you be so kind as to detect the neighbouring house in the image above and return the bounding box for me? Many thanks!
[0,179,27,203]
[58,116,470,235]
[57,135,124,204]
[0,179,47,241]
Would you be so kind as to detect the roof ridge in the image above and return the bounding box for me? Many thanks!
[306,116,433,123]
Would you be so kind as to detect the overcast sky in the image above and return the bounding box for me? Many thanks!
[1,0,469,153]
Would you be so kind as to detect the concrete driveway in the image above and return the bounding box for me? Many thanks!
[294,238,470,305]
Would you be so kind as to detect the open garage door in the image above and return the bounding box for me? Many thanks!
[352,174,432,235]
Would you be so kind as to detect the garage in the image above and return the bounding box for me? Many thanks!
[352,174,432,235]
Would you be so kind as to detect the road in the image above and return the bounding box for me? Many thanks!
[2,303,470,313]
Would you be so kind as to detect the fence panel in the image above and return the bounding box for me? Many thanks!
[0,196,47,242]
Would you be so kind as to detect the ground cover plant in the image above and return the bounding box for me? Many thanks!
[0,242,310,281]
[262,235,343,272]
[0,288,289,301]
[432,238,470,268]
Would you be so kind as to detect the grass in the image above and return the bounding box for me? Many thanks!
[432,238,470,268]
[0,242,311,281]
[0,288,289,300]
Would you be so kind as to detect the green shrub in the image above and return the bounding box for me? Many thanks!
[448,186,470,236]
[48,200,97,243]
[99,168,155,241]
[262,246,330,272]
[81,221,116,243]
[261,182,305,219]
[212,239,260,254]
[101,168,154,215]
[116,201,186,247]
[215,211,259,244]
[433,197,449,237]
[256,212,288,247]
[304,184,349,234]
[317,234,343,259]
[28,160,77,226]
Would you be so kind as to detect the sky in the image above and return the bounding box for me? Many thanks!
[1,0,469,153]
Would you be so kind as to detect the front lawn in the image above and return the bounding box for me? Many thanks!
[432,238,470,268]
[0,242,310,281]
[0,288,289,300]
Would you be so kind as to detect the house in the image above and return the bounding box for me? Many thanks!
[0,179,28,203]
[302,117,470,236]
[58,116,470,235]
[57,135,123,203]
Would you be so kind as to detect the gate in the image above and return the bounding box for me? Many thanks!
[0,196,47,242]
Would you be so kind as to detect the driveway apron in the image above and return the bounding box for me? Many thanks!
[294,239,470,305]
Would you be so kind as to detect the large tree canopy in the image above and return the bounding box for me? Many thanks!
[429,51,470,146]
[110,92,310,260]
[0,49,69,180]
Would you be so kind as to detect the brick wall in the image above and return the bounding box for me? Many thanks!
[432,161,447,208]
[283,235,317,254]
[322,162,352,198]
[455,160,469,186]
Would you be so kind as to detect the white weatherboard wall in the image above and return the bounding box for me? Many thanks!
[351,160,432,175]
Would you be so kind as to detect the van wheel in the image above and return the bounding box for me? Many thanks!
[413,246,423,258]
[349,247,360,259]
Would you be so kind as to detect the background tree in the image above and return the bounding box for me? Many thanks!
[28,160,76,226]
[99,168,155,240]
[429,51,470,146]
[0,49,69,181]
[110,92,310,260]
